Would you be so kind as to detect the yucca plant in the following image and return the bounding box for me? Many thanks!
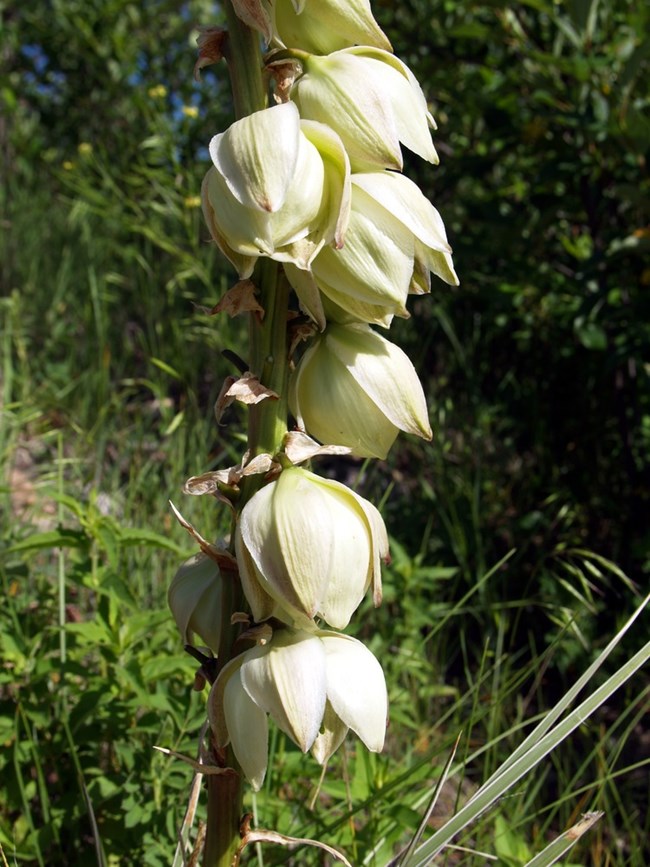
[163,3,650,866]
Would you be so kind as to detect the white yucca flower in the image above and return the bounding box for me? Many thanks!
[290,47,438,171]
[290,322,432,458]
[209,627,388,790]
[236,465,387,629]
[271,0,391,55]
[286,170,458,328]
[202,101,350,277]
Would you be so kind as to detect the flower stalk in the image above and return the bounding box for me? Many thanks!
[222,1,266,117]
[205,7,284,866]
[168,1,458,864]
[246,257,290,462]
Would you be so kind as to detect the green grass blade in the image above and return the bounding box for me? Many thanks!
[523,811,604,866]
[61,714,107,867]
[390,733,462,867]
[478,591,650,791]
[402,606,650,866]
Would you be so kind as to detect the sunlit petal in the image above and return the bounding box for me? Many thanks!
[241,630,327,752]
[224,667,269,791]
[321,632,387,752]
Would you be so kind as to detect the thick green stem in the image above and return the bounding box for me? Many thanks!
[247,257,290,460]
[203,5,291,867]
[203,767,243,867]
[222,3,266,116]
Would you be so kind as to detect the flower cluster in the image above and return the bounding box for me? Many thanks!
[171,0,457,792]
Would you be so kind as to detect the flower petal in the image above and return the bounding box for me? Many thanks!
[293,471,374,629]
[167,552,224,652]
[224,667,269,791]
[345,490,388,607]
[238,477,326,620]
[326,323,432,442]
[237,468,382,627]
[293,52,402,170]
[240,630,327,752]
[290,337,399,458]
[209,102,300,213]
[352,172,451,254]
[344,48,438,165]
[321,291,398,329]
[272,0,391,55]
[416,241,460,287]
[201,169,258,277]
[320,632,387,752]
[299,120,351,251]
[311,700,349,765]
[284,263,326,329]
[312,186,412,312]
[235,526,280,622]
[208,655,243,747]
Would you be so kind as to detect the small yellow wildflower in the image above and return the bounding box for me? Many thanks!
[78,142,93,156]
[148,84,168,99]
[182,105,199,119]
[62,160,75,171]
[184,195,202,209]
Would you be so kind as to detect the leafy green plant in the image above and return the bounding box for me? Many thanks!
[0,490,210,866]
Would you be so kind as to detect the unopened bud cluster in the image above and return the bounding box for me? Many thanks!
[170,0,457,793]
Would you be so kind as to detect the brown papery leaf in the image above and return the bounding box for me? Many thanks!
[183,454,277,496]
[210,280,264,319]
[233,828,353,867]
[283,431,352,464]
[215,372,279,422]
[194,27,227,81]
[231,0,272,42]
[183,469,234,496]
[229,372,278,404]
[266,58,302,103]
[168,501,237,568]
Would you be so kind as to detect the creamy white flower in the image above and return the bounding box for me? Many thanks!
[202,101,350,277]
[286,171,458,328]
[271,0,391,55]
[351,171,459,288]
[228,0,390,53]
[209,628,388,790]
[290,322,432,459]
[236,466,387,629]
[167,552,223,653]
[291,47,438,171]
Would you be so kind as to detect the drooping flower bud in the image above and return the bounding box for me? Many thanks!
[285,170,458,328]
[209,627,388,790]
[167,552,223,653]
[236,466,387,629]
[272,0,391,55]
[290,48,437,171]
[202,101,350,277]
[290,322,432,459]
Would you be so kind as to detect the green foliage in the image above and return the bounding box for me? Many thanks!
[1,0,649,864]
[0,498,209,865]
[375,0,650,595]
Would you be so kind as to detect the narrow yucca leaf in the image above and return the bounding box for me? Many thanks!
[523,811,604,867]
[401,594,650,867]
[478,591,649,792]
[389,732,461,867]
